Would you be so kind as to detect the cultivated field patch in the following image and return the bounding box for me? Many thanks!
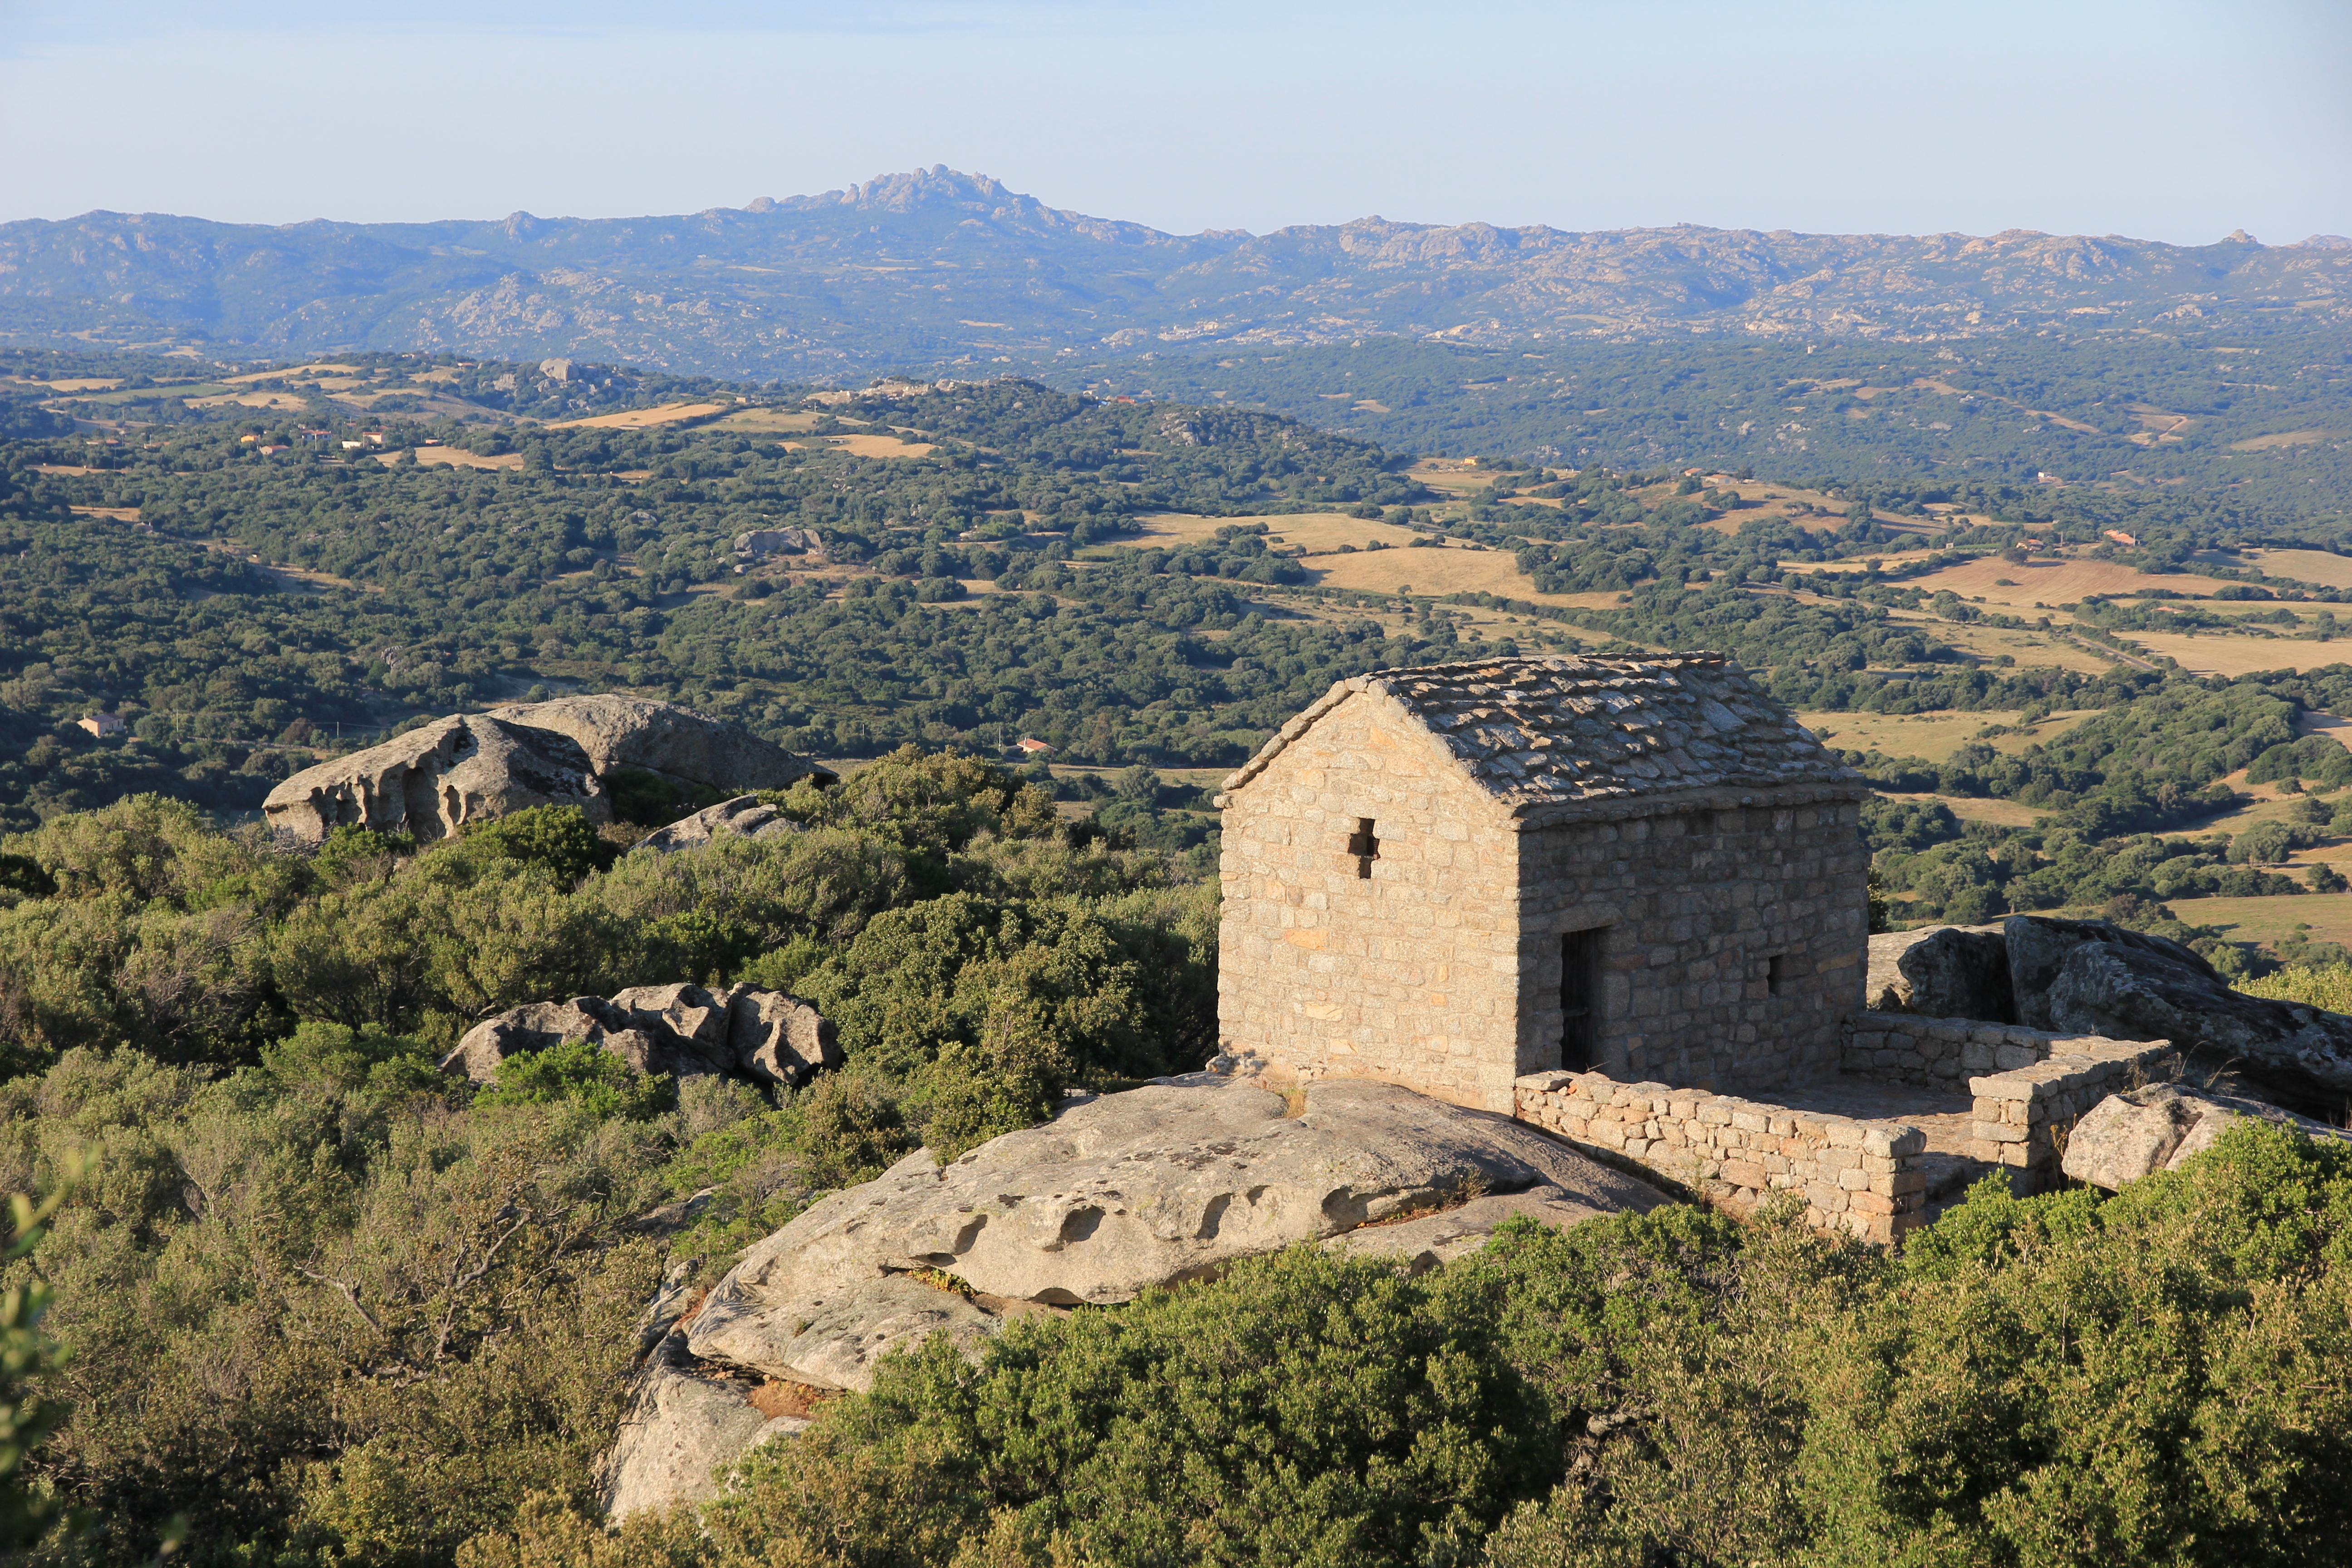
[546,402,728,431]
[2113,632,2344,678]
[2249,549,2352,590]
[2159,893,2352,948]
[381,448,524,470]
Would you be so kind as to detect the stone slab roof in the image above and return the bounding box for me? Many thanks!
[1220,653,1863,822]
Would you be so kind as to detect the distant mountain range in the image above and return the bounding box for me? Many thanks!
[5,166,2349,379]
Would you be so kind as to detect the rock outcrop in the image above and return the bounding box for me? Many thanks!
[439,983,838,1089]
[485,695,833,794]
[605,1073,1664,1519]
[634,794,800,854]
[2031,927,2352,1109]
[601,1262,811,1521]
[685,1075,1661,1387]
[1866,916,2352,1113]
[2060,1082,2352,1189]
[264,714,610,843]
[266,696,832,845]
[1867,922,2013,1021]
[2004,916,2196,1031]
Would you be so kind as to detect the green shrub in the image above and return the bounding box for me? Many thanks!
[475,1035,674,1121]
[460,804,620,886]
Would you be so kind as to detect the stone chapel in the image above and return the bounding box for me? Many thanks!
[1215,653,1872,1114]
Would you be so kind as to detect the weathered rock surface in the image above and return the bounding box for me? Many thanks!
[684,1076,1662,1388]
[267,696,831,845]
[634,794,800,854]
[612,983,737,1074]
[600,1350,772,1522]
[485,694,834,794]
[1867,923,2013,1020]
[734,526,824,562]
[439,984,834,1089]
[2035,930,2352,1108]
[264,714,609,843]
[2005,916,2199,1031]
[1321,1186,1623,1274]
[602,1075,1661,1519]
[2061,1082,2352,1189]
[437,996,662,1082]
[727,990,839,1088]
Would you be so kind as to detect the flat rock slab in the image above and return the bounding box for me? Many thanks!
[686,1076,1661,1386]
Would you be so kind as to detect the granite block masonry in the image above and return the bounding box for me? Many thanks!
[1214,654,1871,1114]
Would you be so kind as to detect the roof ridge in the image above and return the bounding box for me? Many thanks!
[1218,651,1860,812]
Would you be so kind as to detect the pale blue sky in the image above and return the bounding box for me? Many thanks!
[3,0,2345,243]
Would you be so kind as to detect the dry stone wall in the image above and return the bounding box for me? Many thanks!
[1513,1069,1930,1244]
[1843,1011,2178,1184]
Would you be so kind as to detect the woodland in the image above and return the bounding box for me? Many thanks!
[4,341,2352,1563]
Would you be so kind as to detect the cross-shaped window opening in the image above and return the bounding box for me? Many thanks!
[1347,818,1379,879]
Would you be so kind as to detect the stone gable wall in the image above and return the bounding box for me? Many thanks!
[1514,800,1868,1094]
[1216,688,1525,1111]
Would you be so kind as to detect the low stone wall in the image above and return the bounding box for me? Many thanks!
[1842,1012,2118,1090]
[1963,1035,2180,1186]
[1514,1018,2179,1244]
[1512,1071,1930,1245]
[1843,1009,2180,1187]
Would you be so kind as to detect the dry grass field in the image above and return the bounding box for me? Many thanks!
[379,448,524,471]
[2112,632,2340,677]
[2248,549,2352,590]
[704,408,829,434]
[69,505,141,523]
[1126,511,1421,551]
[1860,610,2122,673]
[39,378,123,392]
[809,432,937,460]
[1306,545,1581,602]
[1795,709,2095,762]
[220,363,357,386]
[1871,791,2050,828]
[2229,430,2351,451]
[546,402,728,431]
[1407,459,1493,495]
[1892,555,2249,608]
[186,391,315,412]
[2160,893,2352,948]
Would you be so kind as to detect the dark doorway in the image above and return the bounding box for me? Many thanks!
[1560,926,1606,1070]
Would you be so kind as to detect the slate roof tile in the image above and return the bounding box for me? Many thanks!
[1223,653,1862,813]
